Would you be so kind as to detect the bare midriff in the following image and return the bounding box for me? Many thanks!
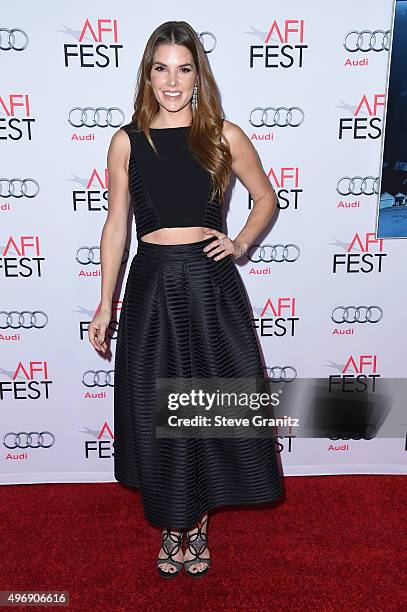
[140,226,214,245]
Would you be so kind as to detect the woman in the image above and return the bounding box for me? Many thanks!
[88,20,283,579]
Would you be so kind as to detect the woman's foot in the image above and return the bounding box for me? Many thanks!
[157,529,184,576]
[183,513,211,576]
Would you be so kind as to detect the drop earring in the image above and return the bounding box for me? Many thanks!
[191,83,198,110]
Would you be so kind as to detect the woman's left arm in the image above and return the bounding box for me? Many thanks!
[225,120,278,256]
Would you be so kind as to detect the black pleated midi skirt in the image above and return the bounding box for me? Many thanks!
[113,235,283,529]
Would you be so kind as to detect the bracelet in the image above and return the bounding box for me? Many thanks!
[233,239,244,259]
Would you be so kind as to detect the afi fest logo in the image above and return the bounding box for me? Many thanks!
[63,18,122,68]
[338,94,385,140]
[71,168,108,212]
[332,232,387,274]
[328,354,380,392]
[274,432,296,454]
[253,297,299,337]
[0,236,44,277]
[0,94,35,140]
[84,421,115,458]
[248,166,302,212]
[0,361,52,401]
[249,20,307,68]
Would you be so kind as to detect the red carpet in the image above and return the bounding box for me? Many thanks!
[0,475,405,611]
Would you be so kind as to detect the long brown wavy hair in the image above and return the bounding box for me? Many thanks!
[130,20,232,204]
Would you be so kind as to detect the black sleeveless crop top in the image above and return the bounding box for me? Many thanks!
[121,122,224,241]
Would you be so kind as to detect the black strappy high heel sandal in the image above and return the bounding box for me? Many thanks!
[156,529,184,579]
[184,514,211,578]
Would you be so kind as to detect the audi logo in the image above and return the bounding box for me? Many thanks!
[76,246,129,265]
[336,176,379,196]
[0,28,29,51]
[248,244,300,263]
[249,107,305,128]
[77,246,101,265]
[0,310,48,329]
[68,107,125,128]
[264,366,297,383]
[82,370,114,387]
[331,306,383,324]
[4,431,55,449]
[0,178,40,198]
[197,30,216,53]
[328,424,377,440]
[344,30,391,53]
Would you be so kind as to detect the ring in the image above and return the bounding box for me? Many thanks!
[219,237,224,246]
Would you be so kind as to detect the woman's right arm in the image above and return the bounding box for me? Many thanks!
[100,129,131,312]
[88,128,130,353]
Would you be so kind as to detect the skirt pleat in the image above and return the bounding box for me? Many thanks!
[114,236,283,529]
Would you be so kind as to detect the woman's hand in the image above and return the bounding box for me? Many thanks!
[88,305,112,354]
[202,230,246,261]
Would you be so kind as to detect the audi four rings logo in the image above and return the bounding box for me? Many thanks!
[0,28,29,51]
[336,177,379,196]
[0,310,48,329]
[328,425,377,440]
[344,30,390,52]
[77,246,101,265]
[68,107,125,128]
[3,431,55,449]
[77,246,129,265]
[249,107,305,128]
[82,370,114,387]
[197,31,216,53]
[331,306,383,324]
[248,244,300,263]
[264,366,297,382]
[0,178,40,198]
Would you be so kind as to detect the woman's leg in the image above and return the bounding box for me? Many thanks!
[157,528,184,574]
[183,512,210,574]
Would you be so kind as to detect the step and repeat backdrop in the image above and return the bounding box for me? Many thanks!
[1,1,406,485]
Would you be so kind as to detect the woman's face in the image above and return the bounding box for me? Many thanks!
[150,43,197,113]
